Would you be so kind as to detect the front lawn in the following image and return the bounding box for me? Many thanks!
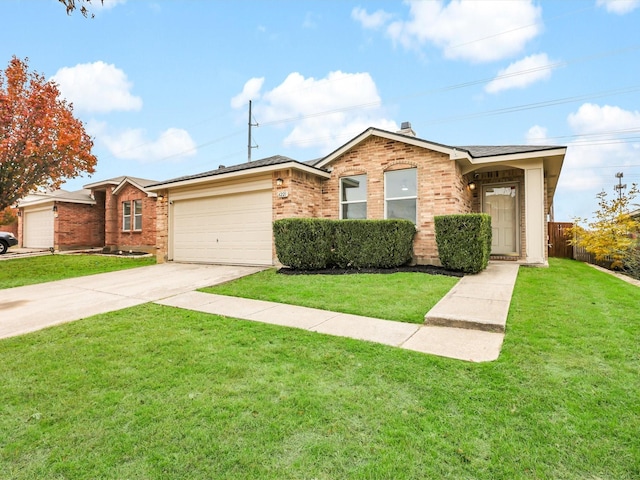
[202,268,460,324]
[0,254,156,289]
[0,258,638,478]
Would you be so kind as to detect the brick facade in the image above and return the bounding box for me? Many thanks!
[54,202,103,250]
[106,183,157,253]
[272,136,477,265]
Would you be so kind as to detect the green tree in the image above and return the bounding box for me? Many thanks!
[568,184,639,269]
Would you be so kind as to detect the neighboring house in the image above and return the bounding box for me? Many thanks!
[147,124,566,267]
[17,176,158,253]
[83,176,158,254]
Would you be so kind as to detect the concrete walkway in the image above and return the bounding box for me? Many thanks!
[1,261,520,363]
[0,263,263,339]
[158,262,520,362]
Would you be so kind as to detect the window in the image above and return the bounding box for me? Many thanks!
[340,174,367,219]
[385,168,417,223]
[133,200,143,230]
[122,200,143,231]
[122,201,131,230]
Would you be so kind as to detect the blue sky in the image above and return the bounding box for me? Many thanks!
[2,0,639,221]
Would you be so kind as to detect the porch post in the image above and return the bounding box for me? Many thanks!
[524,161,546,264]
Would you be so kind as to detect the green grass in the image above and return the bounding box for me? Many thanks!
[0,254,156,289]
[202,268,460,323]
[0,258,638,479]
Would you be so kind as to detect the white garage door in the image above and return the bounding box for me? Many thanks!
[171,189,273,265]
[24,208,54,248]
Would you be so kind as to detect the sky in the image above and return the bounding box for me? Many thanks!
[1,0,640,222]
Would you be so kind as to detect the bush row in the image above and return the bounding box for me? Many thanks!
[434,214,492,274]
[273,218,416,270]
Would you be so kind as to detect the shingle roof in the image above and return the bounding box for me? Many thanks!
[148,155,324,187]
[84,176,158,189]
[455,145,564,158]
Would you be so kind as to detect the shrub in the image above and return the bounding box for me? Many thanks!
[434,214,492,274]
[272,218,335,269]
[333,220,416,268]
[623,239,640,280]
[273,218,416,270]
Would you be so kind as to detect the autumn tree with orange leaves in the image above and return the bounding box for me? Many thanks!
[0,56,96,211]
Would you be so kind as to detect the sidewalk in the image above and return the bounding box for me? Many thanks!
[157,262,519,362]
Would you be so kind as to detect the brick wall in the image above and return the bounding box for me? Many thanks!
[155,190,169,263]
[318,136,473,265]
[55,202,103,250]
[109,184,157,253]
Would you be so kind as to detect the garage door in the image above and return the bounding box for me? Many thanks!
[171,189,273,265]
[24,208,54,248]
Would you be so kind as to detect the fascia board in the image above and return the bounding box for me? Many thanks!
[146,162,330,192]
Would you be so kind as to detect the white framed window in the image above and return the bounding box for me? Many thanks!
[122,201,131,230]
[385,168,417,224]
[340,174,367,219]
[123,200,143,231]
[133,200,143,230]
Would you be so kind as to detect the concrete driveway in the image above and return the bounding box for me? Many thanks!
[0,263,263,339]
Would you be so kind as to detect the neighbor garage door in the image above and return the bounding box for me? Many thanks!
[171,189,273,265]
[23,208,54,248]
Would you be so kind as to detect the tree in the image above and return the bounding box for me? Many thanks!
[58,0,104,18]
[0,56,97,211]
[568,183,640,269]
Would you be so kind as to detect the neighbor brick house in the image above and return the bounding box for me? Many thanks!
[17,176,158,253]
[147,125,566,267]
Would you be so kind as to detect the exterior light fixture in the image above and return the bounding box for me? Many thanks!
[276,178,284,186]
[468,182,476,191]
[52,205,58,212]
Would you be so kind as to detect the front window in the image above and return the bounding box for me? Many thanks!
[340,174,367,219]
[133,200,142,230]
[122,201,131,230]
[122,200,143,231]
[385,168,417,224]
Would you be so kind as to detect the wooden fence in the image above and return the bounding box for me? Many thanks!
[547,222,574,259]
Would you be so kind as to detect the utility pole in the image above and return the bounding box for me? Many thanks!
[247,100,259,163]
[614,172,626,202]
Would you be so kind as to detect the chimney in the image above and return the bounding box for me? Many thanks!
[397,121,416,137]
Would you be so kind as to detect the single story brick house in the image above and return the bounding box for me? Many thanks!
[147,124,566,267]
[17,176,158,253]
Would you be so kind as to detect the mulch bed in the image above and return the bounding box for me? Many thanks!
[277,265,464,277]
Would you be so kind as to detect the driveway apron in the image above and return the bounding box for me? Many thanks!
[0,263,263,339]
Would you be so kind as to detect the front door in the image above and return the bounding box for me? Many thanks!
[483,184,518,256]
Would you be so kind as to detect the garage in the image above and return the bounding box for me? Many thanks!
[170,189,273,265]
[23,207,54,248]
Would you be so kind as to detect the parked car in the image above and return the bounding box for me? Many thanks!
[0,231,18,254]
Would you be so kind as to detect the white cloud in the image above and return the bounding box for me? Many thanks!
[52,61,142,114]
[89,121,197,162]
[381,0,542,63]
[596,0,640,14]
[303,12,321,29]
[230,77,265,109]
[351,7,393,29]
[485,53,556,94]
[232,71,397,150]
[525,125,549,145]
[98,0,127,10]
[558,103,640,193]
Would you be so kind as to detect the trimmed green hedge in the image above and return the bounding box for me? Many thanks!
[434,214,492,274]
[272,218,335,270]
[273,218,416,270]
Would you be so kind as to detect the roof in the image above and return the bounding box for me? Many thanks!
[18,189,95,208]
[84,176,158,190]
[148,155,330,189]
[455,145,565,158]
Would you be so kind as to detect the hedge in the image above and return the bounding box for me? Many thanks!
[434,214,492,274]
[273,218,416,270]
